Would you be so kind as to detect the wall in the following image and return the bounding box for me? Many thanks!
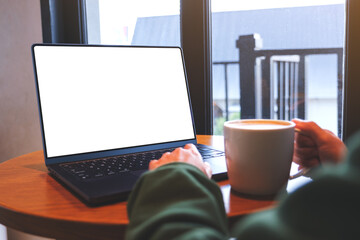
[0,0,45,239]
[0,0,42,163]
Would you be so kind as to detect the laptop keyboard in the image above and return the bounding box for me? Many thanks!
[196,144,224,159]
[60,145,224,180]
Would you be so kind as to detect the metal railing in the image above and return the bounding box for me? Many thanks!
[213,34,343,135]
[212,61,238,121]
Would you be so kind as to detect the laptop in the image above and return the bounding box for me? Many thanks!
[32,44,227,206]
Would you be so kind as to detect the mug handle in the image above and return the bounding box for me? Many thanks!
[289,167,310,180]
[289,128,313,180]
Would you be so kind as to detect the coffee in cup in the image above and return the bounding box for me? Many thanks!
[224,119,299,196]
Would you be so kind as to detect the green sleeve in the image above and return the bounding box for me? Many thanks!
[125,162,229,240]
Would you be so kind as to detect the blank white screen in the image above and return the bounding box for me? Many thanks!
[34,46,195,158]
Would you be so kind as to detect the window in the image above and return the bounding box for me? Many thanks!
[85,0,180,46]
[40,0,360,140]
[85,0,212,134]
[211,0,346,136]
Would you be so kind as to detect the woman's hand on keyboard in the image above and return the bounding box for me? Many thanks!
[149,144,212,178]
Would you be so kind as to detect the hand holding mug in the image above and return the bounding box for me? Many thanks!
[292,119,346,169]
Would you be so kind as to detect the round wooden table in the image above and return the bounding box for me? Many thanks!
[0,135,288,240]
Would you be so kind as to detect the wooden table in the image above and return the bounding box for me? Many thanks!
[0,135,307,240]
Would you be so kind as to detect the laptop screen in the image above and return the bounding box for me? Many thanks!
[33,45,196,158]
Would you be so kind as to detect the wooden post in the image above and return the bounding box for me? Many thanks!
[236,34,262,119]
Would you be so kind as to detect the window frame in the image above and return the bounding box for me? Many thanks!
[40,0,88,44]
[181,0,213,134]
[39,0,360,139]
[343,0,360,141]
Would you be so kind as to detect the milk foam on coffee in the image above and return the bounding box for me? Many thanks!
[228,122,291,130]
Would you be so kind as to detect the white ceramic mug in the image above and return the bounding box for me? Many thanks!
[224,119,303,196]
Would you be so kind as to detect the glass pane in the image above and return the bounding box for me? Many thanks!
[85,0,180,46]
[211,0,346,136]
